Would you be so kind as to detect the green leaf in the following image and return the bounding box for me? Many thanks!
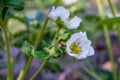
[4,0,25,10]
[42,40,50,47]
[33,51,49,60]
[57,33,70,42]
[84,15,100,21]
[100,17,120,25]
[98,17,120,28]
[20,41,34,56]
[1,7,9,20]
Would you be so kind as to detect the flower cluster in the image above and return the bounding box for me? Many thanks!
[48,6,82,29]
[49,6,94,60]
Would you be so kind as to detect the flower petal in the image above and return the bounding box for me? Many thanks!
[66,16,82,29]
[80,40,91,51]
[54,6,70,21]
[48,6,70,21]
[48,6,57,20]
[87,47,94,56]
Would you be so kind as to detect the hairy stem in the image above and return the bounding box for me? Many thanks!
[0,20,13,80]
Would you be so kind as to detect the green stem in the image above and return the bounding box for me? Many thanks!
[103,25,117,80]
[0,20,12,80]
[17,17,49,80]
[79,64,102,80]
[34,18,49,49]
[85,58,95,72]
[108,0,117,16]
[30,27,61,80]
[96,0,117,80]
[96,0,105,19]
[30,57,50,80]
[52,27,61,45]
[17,57,33,80]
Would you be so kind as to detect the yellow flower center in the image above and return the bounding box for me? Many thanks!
[70,42,81,54]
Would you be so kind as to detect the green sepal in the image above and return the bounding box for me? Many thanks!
[56,17,66,28]
[20,41,34,56]
[49,45,63,58]
[60,46,66,53]
[32,51,50,60]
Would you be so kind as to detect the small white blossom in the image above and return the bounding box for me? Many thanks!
[48,6,70,21]
[63,0,78,5]
[66,32,94,60]
[48,6,82,29]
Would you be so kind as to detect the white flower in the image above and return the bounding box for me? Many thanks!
[66,32,94,59]
[65,16,82,29]
[48,6,82,29]
[63,0,78,5]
